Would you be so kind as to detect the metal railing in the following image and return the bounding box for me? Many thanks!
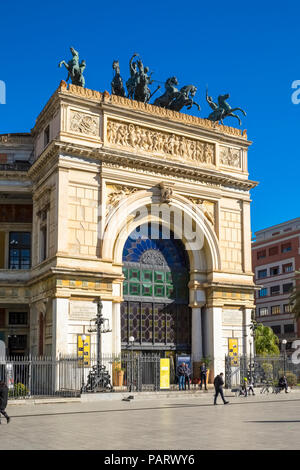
[225,354,300,389]
[0,353,162,400]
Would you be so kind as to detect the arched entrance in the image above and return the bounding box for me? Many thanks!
[121,223,191,356]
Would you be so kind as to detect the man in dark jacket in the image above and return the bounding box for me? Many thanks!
[200,362,208,391]
[0,380,11,424]
[213,373,229,405]
[278,376,288,393]
[183,363,191,390]
[177,363,186,391]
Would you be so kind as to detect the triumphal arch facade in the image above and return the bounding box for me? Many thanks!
[0,80,257,376]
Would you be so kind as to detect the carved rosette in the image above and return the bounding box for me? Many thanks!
[69,111,100,137]
[219,146,241,169]
[106,119,215,167]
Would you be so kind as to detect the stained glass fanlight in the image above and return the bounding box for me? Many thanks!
[121,223,191,352]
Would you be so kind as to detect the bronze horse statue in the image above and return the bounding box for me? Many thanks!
[206,88,246,125]
[168,85,201,112]
[58,47,86,87]
[111,60,126,97]
[154,76,180,108]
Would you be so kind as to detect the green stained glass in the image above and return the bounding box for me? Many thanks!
[166,272,173,283]
[142,284,152,296]
[142,269,153,282]
[129,283,140,295]
[154,271,164,283]
[122,267,128,279]
[129,268,140,281]
[154,285,165,297]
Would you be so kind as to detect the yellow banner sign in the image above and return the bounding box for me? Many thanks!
[160,358,170,389]
[77,334,91,367]
[228,338,238,366]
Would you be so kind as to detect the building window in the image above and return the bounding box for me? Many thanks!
[40,226,47,262]
[259,288,268,297]
[270,285,280,296]
[271,325,281,334]
[9,232,31,269]
[257,250,266,260]
[283,304,293,313]
[8,334,27,355]
[271,305,281,315]
[284,323,294,334]
[259,307,269,316]
[283,263,293,273]
[281,243,292,253]
[258,269,267,279]
[270,266,280,276]
[269,246,278,256]
[283,283,293,294]
[8,312,28,325]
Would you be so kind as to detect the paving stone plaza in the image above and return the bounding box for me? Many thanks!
[1,391,300,450]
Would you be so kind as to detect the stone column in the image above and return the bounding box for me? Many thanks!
[112,302,121,356]
[52,298,69,357]
[191,307,204,361]
[243,307,253,356]
[189,285,206,379]
[203,306,224,379]
[29,303,38,356]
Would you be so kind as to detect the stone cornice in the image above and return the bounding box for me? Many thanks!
[64,84,250,142]
[99,146,257,191]
[32,82,251,145]
[28,138,258,192]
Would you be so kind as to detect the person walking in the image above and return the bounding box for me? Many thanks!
[213,372,229,405]
[247,379,255,396]
[177,362,186,391]
[240,377,248,397]
[184,363,191,391]
[0,380,11,424]
[199,362,208,391]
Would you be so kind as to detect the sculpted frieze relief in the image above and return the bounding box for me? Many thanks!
[185,196,216,225]
[106,184,138,214]
[219,146,241,169]
[106,119,215,166]
[69,110,100,137]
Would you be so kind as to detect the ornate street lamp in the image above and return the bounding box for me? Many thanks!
[83,297,113,392]
[282,339,287,376]
[80,334,86,393]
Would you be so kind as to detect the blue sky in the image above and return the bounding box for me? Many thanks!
[0,0,299,235]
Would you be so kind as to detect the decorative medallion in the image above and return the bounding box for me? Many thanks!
[69,111,99,137]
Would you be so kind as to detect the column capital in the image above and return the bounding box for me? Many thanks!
[189,302,206,309]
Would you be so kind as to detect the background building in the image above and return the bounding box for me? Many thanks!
[0,81,257,377]
[252,218,300,352]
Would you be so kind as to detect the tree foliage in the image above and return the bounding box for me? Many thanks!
[254,324,280,356]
